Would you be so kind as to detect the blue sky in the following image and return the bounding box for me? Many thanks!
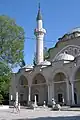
[0,0,80,65]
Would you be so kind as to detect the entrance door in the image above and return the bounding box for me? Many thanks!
[74,92,77,104]
[58,93,63,103]
[35,94,39,102]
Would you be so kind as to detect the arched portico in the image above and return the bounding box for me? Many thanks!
[71,65,80,105]
[74,67,80,104]
[19,75,29,105]
[31,73,48,105]
[47,69,70,106]
[53,72,67,105]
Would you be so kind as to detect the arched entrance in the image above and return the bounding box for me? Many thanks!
[53,72,67,105]
[19,75,29,105]
[74,67,80,104]
[31,73,48,105]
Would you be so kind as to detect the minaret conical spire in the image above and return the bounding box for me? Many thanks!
[36,3,42,20]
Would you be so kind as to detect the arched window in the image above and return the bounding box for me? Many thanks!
[21,79,24,85]
[19,75,28,86]
[69,47,72,51]
[74,48,77,54]
[35,80,37,84]
[32,73,46,84]
[64,50,68,54]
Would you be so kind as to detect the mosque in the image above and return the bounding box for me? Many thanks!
[10,5,80,106]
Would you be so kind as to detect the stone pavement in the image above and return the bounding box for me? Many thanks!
[0,108,80,120]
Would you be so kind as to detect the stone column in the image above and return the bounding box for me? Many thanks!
[52,82,54,99]
[48,85,50,103]
[15,92,18,105]
[28,86,31,104]
[34,95,37,107]
[66,81,70,105]
[71,82,75,105]
[48,82,53,105]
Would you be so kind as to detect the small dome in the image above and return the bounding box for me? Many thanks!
[22,65,33,71]
[38,60,51,66]
[54,53,74,61]
[23,65,33,69]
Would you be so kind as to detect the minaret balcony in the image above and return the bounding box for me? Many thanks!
[34,28,46,36]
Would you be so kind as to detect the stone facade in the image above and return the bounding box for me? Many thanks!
[9,6,80,106]
[9,33,80,106]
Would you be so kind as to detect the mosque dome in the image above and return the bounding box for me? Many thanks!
[54,53,74,61]
[58,27,80,42]
[38,60,51,66]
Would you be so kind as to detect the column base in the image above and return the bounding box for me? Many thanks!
[28,101,31,106]
[47,101,52,107]
[71,103,75,106]
[66,100,71,106]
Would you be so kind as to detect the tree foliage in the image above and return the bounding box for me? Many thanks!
[0,15,25,66]
[0,62,11,104]
[20,59,26,67]
[0,15,25,104]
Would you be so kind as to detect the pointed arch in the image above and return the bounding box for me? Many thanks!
[54,72,66,82]
[53,71,67,105]
[19,75,28,85]
[19,75,29,105]
[31,73,48,105]
[72,66,80,104]
[32,73,46,84]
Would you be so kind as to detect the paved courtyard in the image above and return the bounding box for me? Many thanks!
[0,108,80,120]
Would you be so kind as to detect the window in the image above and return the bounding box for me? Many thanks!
[74,48,77,54]
[64,50,68,54]
[19,76,28,86]
[20,79,24,85]
[35,80,37,84]
[69,47,72,51]
[78,49,80,53]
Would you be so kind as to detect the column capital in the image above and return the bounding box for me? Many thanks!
[28,84,31,87]
[48,80,52,86]
[70,81,74,84]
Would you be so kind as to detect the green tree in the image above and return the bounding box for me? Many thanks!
[0,15,25,66]
[0,15,25,104]
[0,62,11,104]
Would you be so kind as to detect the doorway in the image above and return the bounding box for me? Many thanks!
[35,94,39,102]
[74,92,77,104]
[58,93,63,103]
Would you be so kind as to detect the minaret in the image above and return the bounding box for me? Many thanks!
[34,3,46,64]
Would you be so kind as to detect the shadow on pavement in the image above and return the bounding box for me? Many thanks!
[13,116,80,120]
